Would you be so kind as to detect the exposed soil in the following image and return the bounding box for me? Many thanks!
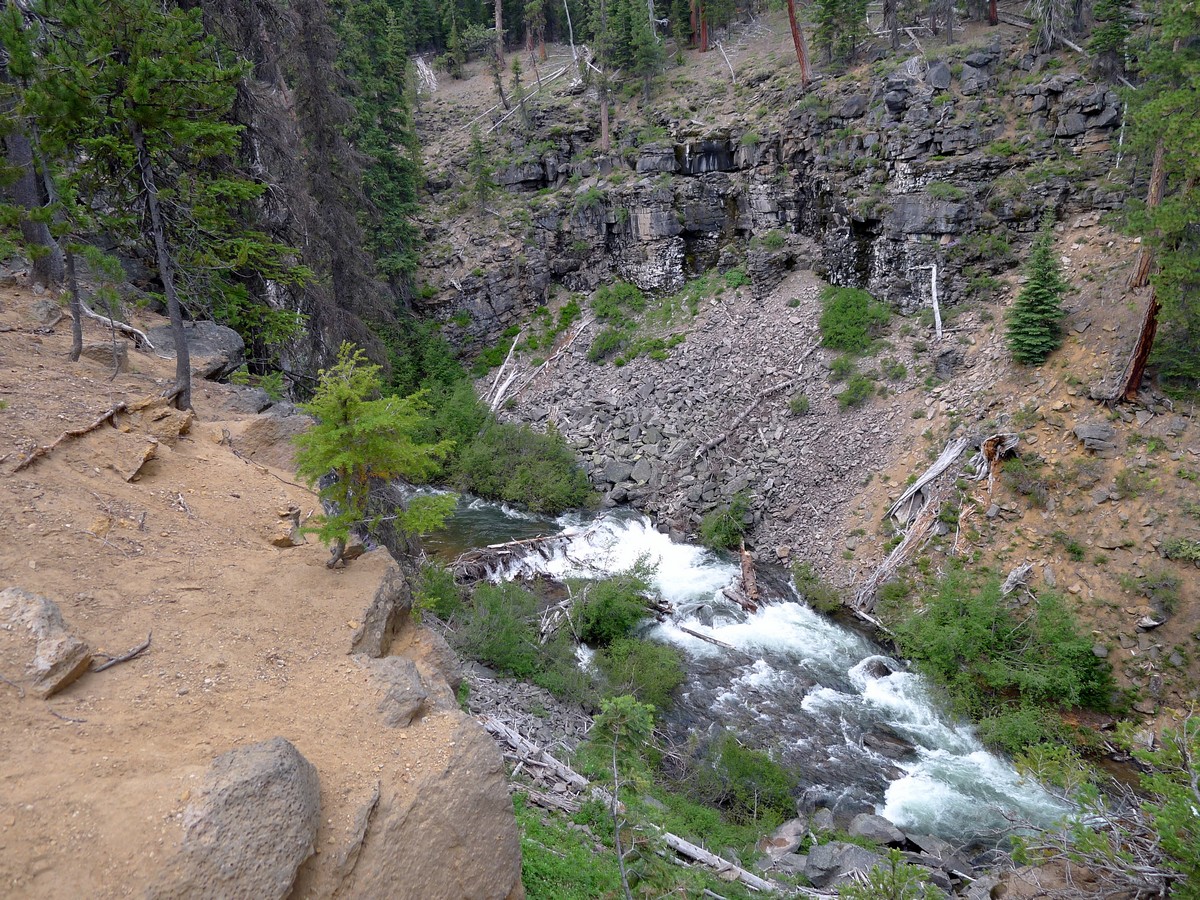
[0,283,464,898]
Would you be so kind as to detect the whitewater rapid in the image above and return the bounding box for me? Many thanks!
[443,505,1070,844]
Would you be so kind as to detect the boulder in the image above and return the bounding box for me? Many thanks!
[350,563,415,658]
[848,813,905,845]
[959,64,988,95]
[1073,422,1117,452]
[602,459,634,484]
[148,321,245,380]
[1055,112,1088,138]
[927,60,952,91]
[80,340,129,373]
[756,817,807,858]
[336,717,523,900]
[804,841,885,888]
[362,656,429,728]
[147,738,320,900]
[0,587,92,698]
[839,94,868,118]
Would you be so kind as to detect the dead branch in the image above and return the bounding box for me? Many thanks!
[12,401,128,472]
[677,625,737,651]
[886,436,970,525]
[966,433,1019,495]
[49,709,86,724]
[1000,563,1034,597]
[512,317,594,401]
[739,543,759,606]
[0,674,25,698]
[91,632,152,672]
[79,300,154,350]
[694,378,797,460]
[856,481,946,612]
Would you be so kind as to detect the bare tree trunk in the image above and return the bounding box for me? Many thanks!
[944,0,955,41]
[599,74,611,151]
[884,0,900,47]
[63,248,83,362]
[1129,140,1165,290]
[786,0,812,87]
[132,124,191,410]
[699,2,709,51]
[4,130,64,288]
[495,0,504,64]
[1118,291,1160,402]
[988,0,998,25]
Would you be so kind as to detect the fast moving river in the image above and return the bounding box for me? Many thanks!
[426,499,1069,846]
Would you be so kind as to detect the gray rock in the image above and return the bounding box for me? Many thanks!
[927,60,952,91]
[839,95,868,118]
[804,841,885,888]
[964,874,1002,900]
[630,457,656,484]
[884,90,909,113]
[848,813,905,845]
[221,386,273,415]
[80,340,129,373]
[959,64,988,94]
[810,808,835,832]
[350,563,415,658]
[0,587,92,698]
[602,459,634,484]
[773,852,808,875]
[30,296,61,324]
[147,322,246,380]
[1055,112,1088,137]
[964,51,994,68]
[1092,643,1109,658]
[756,817,808,858]
[1074,422,1117,452]
[363,656,429,727]
[147,737,320,900]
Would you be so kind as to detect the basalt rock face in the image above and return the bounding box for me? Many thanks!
[423,38,1125,345]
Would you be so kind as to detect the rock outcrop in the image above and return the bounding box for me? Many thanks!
[147,738,320,900]
[0,587,92,698]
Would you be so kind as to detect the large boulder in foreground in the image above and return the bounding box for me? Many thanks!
[338,716,524,900]
[0,587,92,697]
[148,321,245,380]
[147,737,319,900]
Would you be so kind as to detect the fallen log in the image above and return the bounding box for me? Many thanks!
[886,437,970,525]
[483,716,590,790]
[739,544,760,607]
[80,301,155,350]
[857,480,946,612]
[966,433,1019,494]
[659,833,788,894]
[678,625,738,651]
[450,533,569,582]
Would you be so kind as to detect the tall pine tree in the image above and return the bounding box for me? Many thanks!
[1006,217,1068,365]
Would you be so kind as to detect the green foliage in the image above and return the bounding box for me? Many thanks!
[587,326,631,363]
[596,638,686,710]
[576,564,654,647]
[1006,218,1068,365]
[723,267,750,288]
[1127,0,1200,391]
[1089,0,1132,76]
[838,374,875,409]
[926,181,966,201]
[454,420,593,515]
[700,492,751,550]
[813,0,869,66]
[1137,717,1200,890]
[881,357,908,380]
[829,355,857,381]
[293,344,453,561]
[788,393,811,416]
[840,849,935,900]
[413,563,462,621]
[468,125,495,212]
[592,282,646,325]
[793,562,843,613]
[513,794,622,898]
[690,731,798,825]
[891,569,1114,753]
[1161,537,1200,562]
[818,286,891,353]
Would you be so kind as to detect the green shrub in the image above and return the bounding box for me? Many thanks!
[881,357,908,380]
[788,392,811,416]
[926,181,966,201]
[588,326,631,363]
[1162,538,1200,562]
[818,285,891,353]
[829,354,856,381]
[891,570,1114,752]
[414,563,462,621]
[595,638,685,709]
[592,282,646,325]
[724,267,750,288]
[760,229,786,250]
[576,566,654,647]
[691,731,798,824]
[793,562,842,612]
[1120,568,1181,614]
[838,373,875,409]
[1115,467,1157,498]
[456,582,542,678]
[840,849,935,900]
[455,421,593,514]
[700,492,751,550]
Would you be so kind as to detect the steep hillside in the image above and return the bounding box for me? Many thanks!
[0,283,522,899]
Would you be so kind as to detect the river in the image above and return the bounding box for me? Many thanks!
[425,497,1070,847]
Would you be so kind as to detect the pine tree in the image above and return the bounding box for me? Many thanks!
[1089,0,1131,79]
[1006,218,1068,365]
[468,125,495,213]
[294,343,454,567]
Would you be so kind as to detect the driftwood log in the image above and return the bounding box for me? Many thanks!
[886,436,970,525]
[450,533,570,582]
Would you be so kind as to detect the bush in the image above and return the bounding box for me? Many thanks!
[788,392,811,416]
[455,420,593,514]
[818,285,891,353]
[838,373,875,409]
[576,566,654,647]
[793,562,842,613]
[1161,538,1200,562]
[592,282,646,325]
[891,570,1114,752]
[840,849,935,900]
[700,492,751,550]
[691,731,797,824]
[414,563,462,621]
[595,638,685,709]
[724,267,750,288]
[829,354,856,381]
[587,326,631,363]
[456,582,542,679]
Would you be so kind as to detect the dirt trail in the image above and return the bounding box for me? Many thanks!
[0,285,471,898]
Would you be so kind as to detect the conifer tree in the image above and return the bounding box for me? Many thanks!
[294,343,454,567]
[1006,218,1068,365]
[21,0,303,409]
[1089,0,1131,79]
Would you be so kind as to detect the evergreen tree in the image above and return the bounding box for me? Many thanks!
[1006,218,1068,365]
[1125,0,1200,391]
[1089,0,1131,79]
[19,0,304,409]
[813,0,868,65]
[294,343,454,567]
[468,125,495,212]
[628,2,663,101]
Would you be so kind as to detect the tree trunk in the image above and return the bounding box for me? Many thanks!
[1129,139,1165,290]
[786,0,812,87]
[699,3,709,52]
[988,0,998,25]
[690,0,698,46]
[944,0,955,41]
[599,74,611,151]
[63,249,83,361]
[495,0,504,63]
[1118,290,1160,402]
[132,124,191,410]
[4,130,64,288]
